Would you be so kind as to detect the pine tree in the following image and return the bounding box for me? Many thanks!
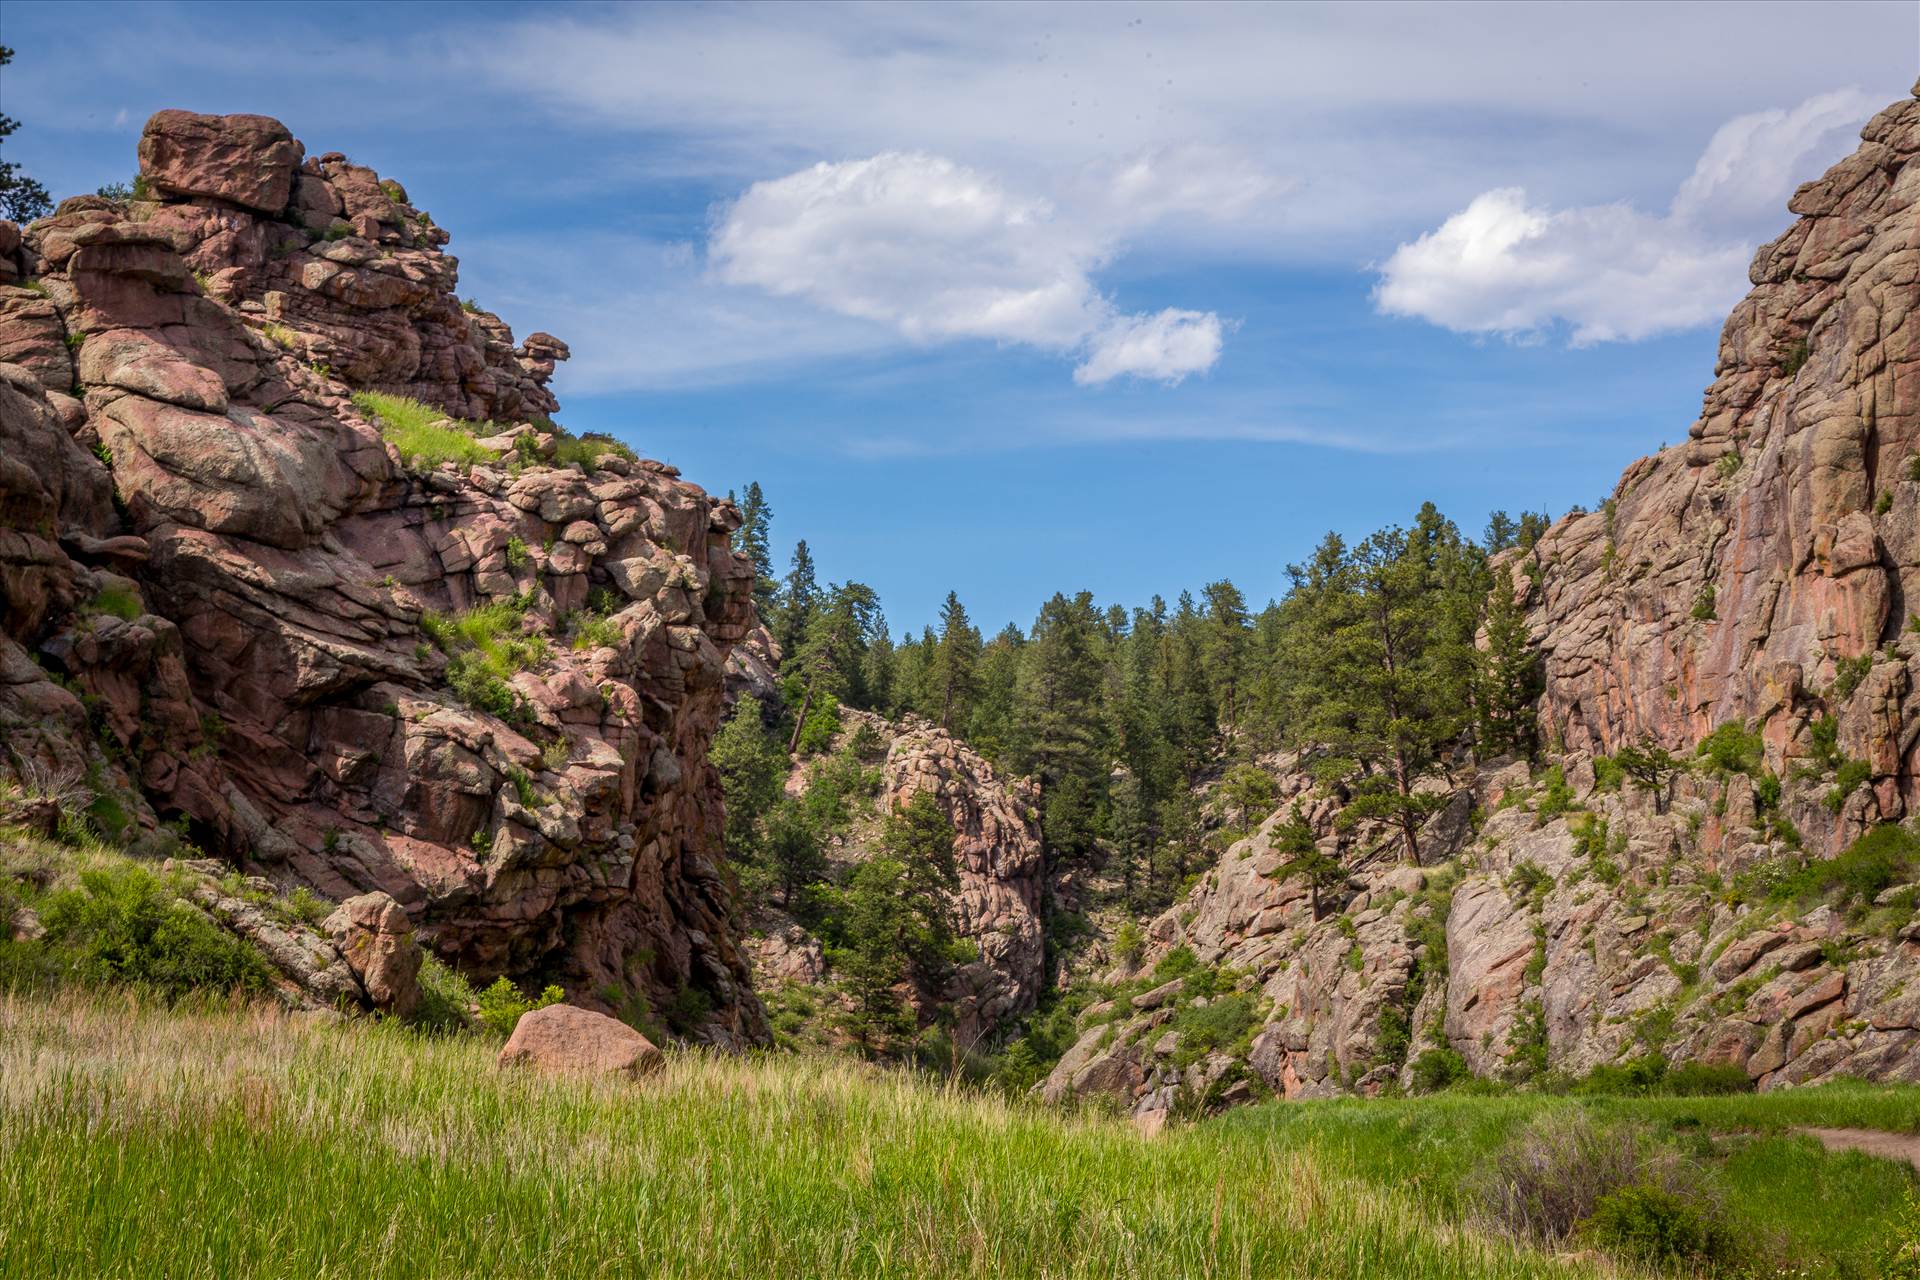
[732,481,777,617]
[1016,592,1108,861]
[709,696,787,863]
[0,49,52,224]
[828,790,961,1054]
[1201,579,1250,730]
[1287,519,1473,864]
[1477,566,1543,760]
[930,591,980,731]
[776,540,819,656]
[785,581,880,752]
[1268,803,1345,918]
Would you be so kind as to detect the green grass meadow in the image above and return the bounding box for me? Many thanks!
[0,991,1914,1279]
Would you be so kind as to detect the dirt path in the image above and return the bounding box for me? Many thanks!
[1798,1127,1920,1172]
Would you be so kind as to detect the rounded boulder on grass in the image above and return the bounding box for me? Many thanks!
[496,1004,664,1078]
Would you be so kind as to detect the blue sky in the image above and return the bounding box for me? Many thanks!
[4,1,1916,633]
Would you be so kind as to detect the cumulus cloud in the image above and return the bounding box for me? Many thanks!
[1074,310,1224,386]
[710,151,1226,384]
[1373,89,1882,344]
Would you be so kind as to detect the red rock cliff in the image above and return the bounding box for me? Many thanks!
[1526,84,1920,849]
[0,111,765,1044]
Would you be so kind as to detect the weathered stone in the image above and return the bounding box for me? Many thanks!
[497,1004,664,1077]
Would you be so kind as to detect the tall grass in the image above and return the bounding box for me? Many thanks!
[1215,1089,1920,1276]
[0,991,1613,1280]
[354,390,498,471]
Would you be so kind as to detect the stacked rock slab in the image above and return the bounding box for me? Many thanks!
[1524,84,1920,852]
[0,111,764,1044]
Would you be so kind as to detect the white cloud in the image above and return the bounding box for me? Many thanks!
[710,151,1225,384]
[1074,309,1223,385]
[1373,90,1883,344]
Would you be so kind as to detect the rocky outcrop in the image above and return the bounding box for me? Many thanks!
[880,715,1047,1041]
[744,710,1046,1044]
[1052,748,1920,1121]
[0,111,764,1044]
[1524,85,1920,850]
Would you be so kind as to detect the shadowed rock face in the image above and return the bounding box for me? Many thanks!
[1524,86,1920,852]
[0,111,765,1045]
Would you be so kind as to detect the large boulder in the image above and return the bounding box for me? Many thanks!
[137,111,302,213]
[497,1004,665,1077]
[324,892,423,1018]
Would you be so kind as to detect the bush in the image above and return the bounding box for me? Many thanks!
[1170,992,1259,1066]
[549,431,637,472]
[1695,721,1763,775]
[420,598,546,722]
[1826,757,1871,812]
[1770,822,1920,910]
[474,975,564,1037]
[37,865,272,1000]
[1533,766,1574,820]
[1579,1182,1737,1268]
[1471,1112,1678,1244]
[793,693,842,756]
[1410,1047,1469,1092]
[411,955,479,1032]
[86,584,143,621]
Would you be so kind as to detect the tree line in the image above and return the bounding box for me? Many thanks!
[723,483,1551,917]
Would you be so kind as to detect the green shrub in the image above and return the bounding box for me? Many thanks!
[1781,337,1810,377]
[420,597,546,722]
[1534,765,1574,820]
[793,693,843,756]
[566,610,624,652]
[1695,721,1763,775]
[549,431,637,472]
[1170,992,1259,1065]
[1770,823,1920,910]
[1579,1182,1737,1268]
[475,975,564,1037]
[1826,757,1871,812]
[354,391,497,472]
[1832,653,1874,700]
[1884,1185,1920,1280]
[36,865,272,1000]
[1690,585,1716,621]
[1591,755,1624,792]
[1411,1047,1469,1092]
[1152,945,1201,983]
[410,956,479,1032]
[504,535,531,570]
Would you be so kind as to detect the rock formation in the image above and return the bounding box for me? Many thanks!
[0,110,764,1044]
[1526,83,1920,851]
[1044,85,1920,1120]
[881,715,1047,1041]
[746,710,1046,1043]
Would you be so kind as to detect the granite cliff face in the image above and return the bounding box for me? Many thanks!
[0,111,764,1042]
[1528,84,1920,850]
[1041,86,1920,1123]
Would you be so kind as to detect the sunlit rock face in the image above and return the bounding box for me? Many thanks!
[0,110,766,1045]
